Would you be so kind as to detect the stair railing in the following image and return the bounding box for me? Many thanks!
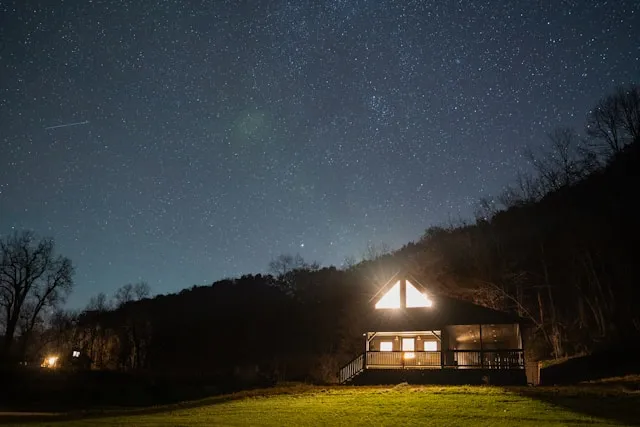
[339,353,365,383]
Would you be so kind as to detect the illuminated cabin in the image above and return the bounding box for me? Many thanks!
[339,273,529,385]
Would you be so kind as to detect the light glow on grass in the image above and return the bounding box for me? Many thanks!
[19,384,639,426]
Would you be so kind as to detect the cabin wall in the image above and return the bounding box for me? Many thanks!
[366,324,522,356]
[369,333,441,352]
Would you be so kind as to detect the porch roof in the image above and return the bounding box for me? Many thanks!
[365,294,523,332]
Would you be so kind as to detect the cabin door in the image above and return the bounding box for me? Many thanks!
[402,338,416,366]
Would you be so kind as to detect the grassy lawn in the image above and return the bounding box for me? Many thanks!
[2,384,639,426]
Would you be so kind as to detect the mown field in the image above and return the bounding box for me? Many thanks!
[2,383,639,426]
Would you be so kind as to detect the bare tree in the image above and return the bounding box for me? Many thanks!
[548,128,581,186]
[0,231,74,362]
[361,242,391,262]
[617,85,640,143]
[86,292,111,312]
[268,254,311,277]
[112,282,152,370]
[524,127,592,194]
[78,292,113,369]
[514,172,544,203]
[586,93,624,155]
[36,309,79,363]
[114,282,150,308]
[473,197,498,222]
[524,146,558,193]
[342,255,358,270]
[496,171,544,209]
[268,254,319,295]
[586,84,640,156]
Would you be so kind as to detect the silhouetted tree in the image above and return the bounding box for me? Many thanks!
[586,84,640,155]
[0,231,74,363]
[524,127,593,193]
[361,242,391,261]
[114,282,150,308]
[113,282,152,370]
[77,293,117,369]
[268,254,319,296]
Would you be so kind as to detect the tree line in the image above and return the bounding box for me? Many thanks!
[2,84,639,382]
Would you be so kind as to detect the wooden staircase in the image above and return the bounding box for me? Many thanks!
[339,353,365,384]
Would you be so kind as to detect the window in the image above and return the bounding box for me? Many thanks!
[446,325,482,350]
[406,280,433,308]
[423,341,438,351]
[380,341,393,352]
[375,280,433,309]
[375,281,401,309]
[402,338,415,351]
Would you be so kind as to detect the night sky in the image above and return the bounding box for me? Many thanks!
[1,1,638,307]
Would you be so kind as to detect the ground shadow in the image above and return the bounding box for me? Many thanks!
[513,385,640,426]
[0,366,282,425]
[0,384,314,425]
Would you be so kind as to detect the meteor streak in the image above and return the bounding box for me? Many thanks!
[44,120,89,130]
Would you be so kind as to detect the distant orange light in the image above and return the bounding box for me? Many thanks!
[42,355,59,368]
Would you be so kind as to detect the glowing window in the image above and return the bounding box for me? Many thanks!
[375,281,401,309]
[406,280,433,308]
[380,341,393,352]
[402,338,415,351]
[424,341,438,351]
[72,351,80,358]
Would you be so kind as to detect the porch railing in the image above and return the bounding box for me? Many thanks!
[367,351,441,367]
[481,350,525,369]
[339,353,364,383]
[364,350,524,369]
[339,350,524,383]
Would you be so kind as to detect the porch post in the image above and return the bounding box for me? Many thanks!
[440,330,445,368]
[479,324,484,368]
[519,323,525,368]
[364,333,369,370]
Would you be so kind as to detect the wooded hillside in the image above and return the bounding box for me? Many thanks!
[10,85,640,383]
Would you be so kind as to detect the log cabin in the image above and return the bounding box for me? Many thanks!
[339,272,529,385]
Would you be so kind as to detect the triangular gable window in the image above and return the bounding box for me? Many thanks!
[375,281,401,309]
[375,279,433,309]
[406,280,433,308]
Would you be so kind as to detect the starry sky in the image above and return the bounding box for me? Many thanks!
[1,0,638,308]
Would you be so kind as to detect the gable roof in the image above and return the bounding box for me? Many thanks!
[366,272,524,331]
[366,294,523,332]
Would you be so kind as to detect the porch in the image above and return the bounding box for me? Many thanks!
[339,349,525,384]
[340,349,525,383]
[340,325,525,384]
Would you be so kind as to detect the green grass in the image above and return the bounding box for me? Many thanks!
[2,383,639,426]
